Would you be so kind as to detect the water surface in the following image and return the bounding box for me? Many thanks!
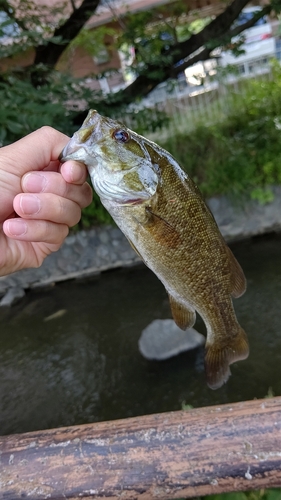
[0,233,280,435]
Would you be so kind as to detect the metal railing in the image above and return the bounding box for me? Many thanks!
[1,397,280,499]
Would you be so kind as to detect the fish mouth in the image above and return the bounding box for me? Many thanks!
[59,110,102,163]
[59,138,100,167]
[59,143,89,163]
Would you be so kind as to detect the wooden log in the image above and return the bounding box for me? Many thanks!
[0,397,280,500]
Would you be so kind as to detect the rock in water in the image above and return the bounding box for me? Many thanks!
[0,287,25,307]
[138,319,205,360]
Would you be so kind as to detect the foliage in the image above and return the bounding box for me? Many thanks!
[159,62,281,204]
[202,489,281,500]
[177,488,281,500]
[61,24,117,70]
[0,75,69,145]
[181,401,193,410]
[0,0,278,142]
[0,70,105,145]
[121,106,170,135]
[0,0,67,59]
[116,1,188,77]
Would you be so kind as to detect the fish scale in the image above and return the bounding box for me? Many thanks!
[60,110,249,390]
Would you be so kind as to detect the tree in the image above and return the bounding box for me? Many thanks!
[0,0,280,144]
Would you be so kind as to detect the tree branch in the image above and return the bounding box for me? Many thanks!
[170,3,273,76]
[34,0,101,67]
[119,0,273,100]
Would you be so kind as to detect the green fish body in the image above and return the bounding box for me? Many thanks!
[60,110,249,389]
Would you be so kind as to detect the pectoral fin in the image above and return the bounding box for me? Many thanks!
[145,207,181,248]
[204,325,249,390]
[168,294,196,331]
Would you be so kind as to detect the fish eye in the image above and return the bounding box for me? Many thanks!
[112,129,130,143]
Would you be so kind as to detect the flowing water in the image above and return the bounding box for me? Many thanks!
[0,233,280,436]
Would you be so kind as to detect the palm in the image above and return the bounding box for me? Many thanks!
[0,231,60,276]
[0,127,92,278]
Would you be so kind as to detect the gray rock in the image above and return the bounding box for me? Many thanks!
[76,231,88,247]
[64,235,76,246]
[138,319,205,360]
[99,231,110,244]
[111,227,122,239]
[0,287,25,307]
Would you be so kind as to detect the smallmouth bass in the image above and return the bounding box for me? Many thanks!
[60,110,249,389]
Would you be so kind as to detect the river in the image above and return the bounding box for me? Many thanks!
[0,233,280,436]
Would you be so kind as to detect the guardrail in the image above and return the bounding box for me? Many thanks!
[1,396,280,499]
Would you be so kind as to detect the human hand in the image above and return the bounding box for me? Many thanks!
[0,126,92,277]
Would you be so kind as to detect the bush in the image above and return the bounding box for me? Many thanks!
[177,488,281,500]
[205,489,281,500]
[159,62,281,204]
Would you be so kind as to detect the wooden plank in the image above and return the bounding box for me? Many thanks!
[0,397,280,500]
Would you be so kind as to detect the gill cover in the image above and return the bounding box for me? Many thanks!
[60,110,159,205]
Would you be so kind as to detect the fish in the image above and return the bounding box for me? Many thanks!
[60,110,249,390]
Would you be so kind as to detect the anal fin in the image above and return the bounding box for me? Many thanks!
[226,246,247,298]
[205,326,249,390]
[168,294,196,331]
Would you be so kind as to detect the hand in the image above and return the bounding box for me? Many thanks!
[0,126,92,277]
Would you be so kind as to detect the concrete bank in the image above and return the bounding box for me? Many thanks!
[1,186,281,298]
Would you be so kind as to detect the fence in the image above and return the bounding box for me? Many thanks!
[122,55,281,141]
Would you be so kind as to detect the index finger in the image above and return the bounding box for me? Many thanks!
[1,126,70,176]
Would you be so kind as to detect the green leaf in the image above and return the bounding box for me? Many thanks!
[209,493,248,500]
[265,489,281,500]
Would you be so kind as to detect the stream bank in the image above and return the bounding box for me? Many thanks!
[1,186,281,299]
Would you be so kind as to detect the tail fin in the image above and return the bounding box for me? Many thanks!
[205,326,249,390]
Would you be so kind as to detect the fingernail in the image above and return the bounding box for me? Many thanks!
[23,173,47,193]
[6,219,27,236]
[70,163,83,183]
[20,194,41,215]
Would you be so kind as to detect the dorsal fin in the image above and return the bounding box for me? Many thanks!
[226,246,247,298]
[168,293,196,331]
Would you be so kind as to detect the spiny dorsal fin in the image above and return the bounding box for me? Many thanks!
[168,293,196,331]
[226,246,247,298]
[205,326,249,390]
